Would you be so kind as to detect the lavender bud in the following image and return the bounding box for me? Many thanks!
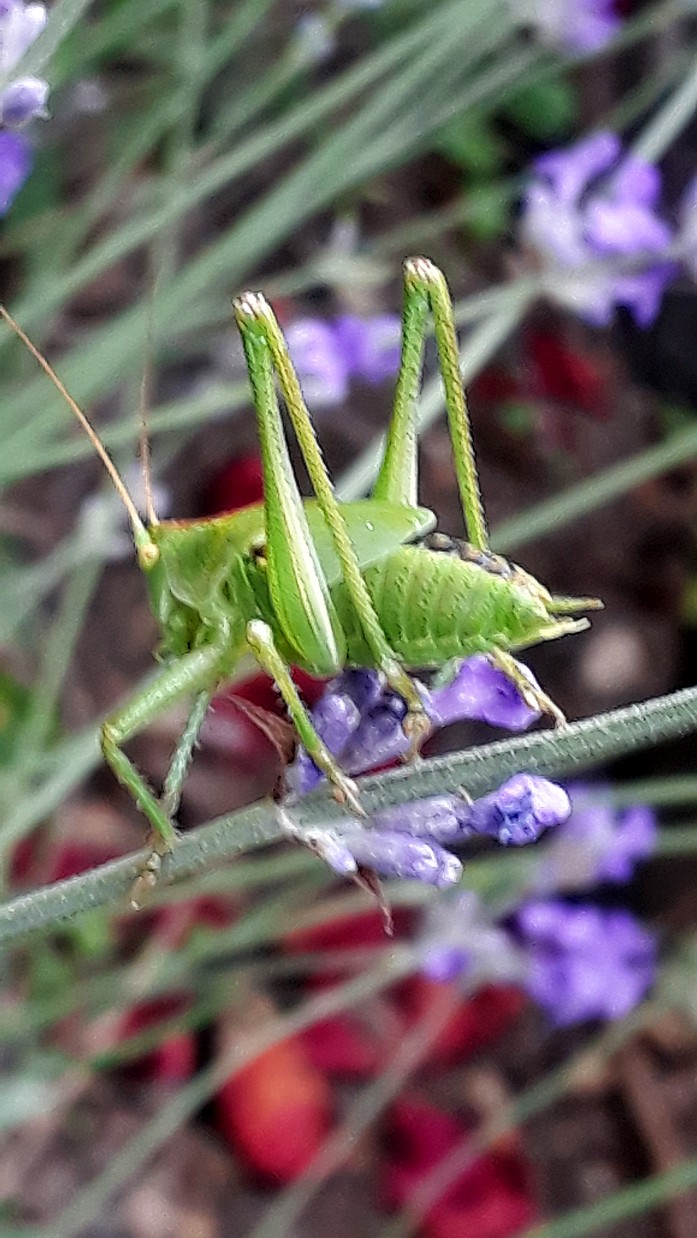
[342,693,409,775]
[340,828,462,888]
[0,75,48,126]
[372,794,473,843]
[286,669,383,797]
[466,774,571,846]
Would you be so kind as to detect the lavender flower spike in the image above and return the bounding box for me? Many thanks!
[341,655,541,780]
[0,2,49,128]
[538,783,657,891]
[521,131,675,327]
[465,774,571,846]
[516,900,656,1025]
[419,891,524,985]
[517,0,620,53]
[279,810,462,889]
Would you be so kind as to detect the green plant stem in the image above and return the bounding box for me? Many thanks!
[379,1003,658,1238]
[44,954,412,1238]
[2,684,697,945]
[521,1158,697,1238]
[492,419,697,552]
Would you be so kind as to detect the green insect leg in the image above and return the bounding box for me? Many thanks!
[378,257,489,554]
[234,291,430,753]
[246,619,365,815]
[100,646,221,906]
[372,264,430,509]
[488,648,566,727]
[160,688,213,821]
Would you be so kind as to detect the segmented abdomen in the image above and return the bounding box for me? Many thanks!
[332,544,540,668]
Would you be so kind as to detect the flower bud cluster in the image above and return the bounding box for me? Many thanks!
[285,658,570,888]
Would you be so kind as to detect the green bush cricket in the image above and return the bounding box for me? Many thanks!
[2,258,600,903]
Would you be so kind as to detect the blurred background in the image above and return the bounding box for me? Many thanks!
[2,0,697,1234]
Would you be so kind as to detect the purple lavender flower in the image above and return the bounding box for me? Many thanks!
[283,660,569,892]
[287,313,401,405]
[0,128,30,212]
[518,0,620,52]
[516,900,656,1025]
[419,891,524,985]
[371,794,474,844]
[372,776,569,847]
[538,783,657,890]
[283,818,462,889]
[340,656,541,782]
[521,131,675,326]
[465,773,571,846]
[425,654,542,732]
[0,2,50,212]
[286,669,383,797]
[285,319,349,407]
[333,314,402,384]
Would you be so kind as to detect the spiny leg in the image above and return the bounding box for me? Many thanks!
[161,689,213,821]
[233,292,429,754]
[246,619,365,816]
[100,646,221,906]
[488,648,566,727]
[375,257,488,553]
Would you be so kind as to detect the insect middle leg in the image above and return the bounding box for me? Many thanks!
[100,646,221,903]
[245,619,364,815]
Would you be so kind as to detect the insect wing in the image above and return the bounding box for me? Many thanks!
[305,499,435,587]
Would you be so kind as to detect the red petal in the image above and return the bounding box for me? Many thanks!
[201,454,264,516]
[395,980,525,1068]
[301,1015,380,1078]
[529,328,608,417]
[217,1036,333,1183]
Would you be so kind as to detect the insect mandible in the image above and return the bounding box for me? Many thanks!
[2,258,601,902]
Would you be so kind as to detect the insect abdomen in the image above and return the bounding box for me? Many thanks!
[332,544,544,668]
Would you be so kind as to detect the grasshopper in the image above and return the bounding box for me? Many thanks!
[2,258,599,900]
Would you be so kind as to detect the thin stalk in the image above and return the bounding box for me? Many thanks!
[2,683,697,945]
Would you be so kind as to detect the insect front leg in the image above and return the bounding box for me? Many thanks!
[234,292,430,756]
[100,645,221,906]
[245,619,365,816]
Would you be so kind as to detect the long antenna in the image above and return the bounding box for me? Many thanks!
[1,306,158,566]
[139,262,158,526]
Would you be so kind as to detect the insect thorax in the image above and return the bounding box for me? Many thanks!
[146,517,275,662]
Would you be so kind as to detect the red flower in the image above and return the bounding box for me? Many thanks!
[217,1034,333,1183]
[201,453,264,516]
[382,1096,538,1238]
[116,997,196,1084]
